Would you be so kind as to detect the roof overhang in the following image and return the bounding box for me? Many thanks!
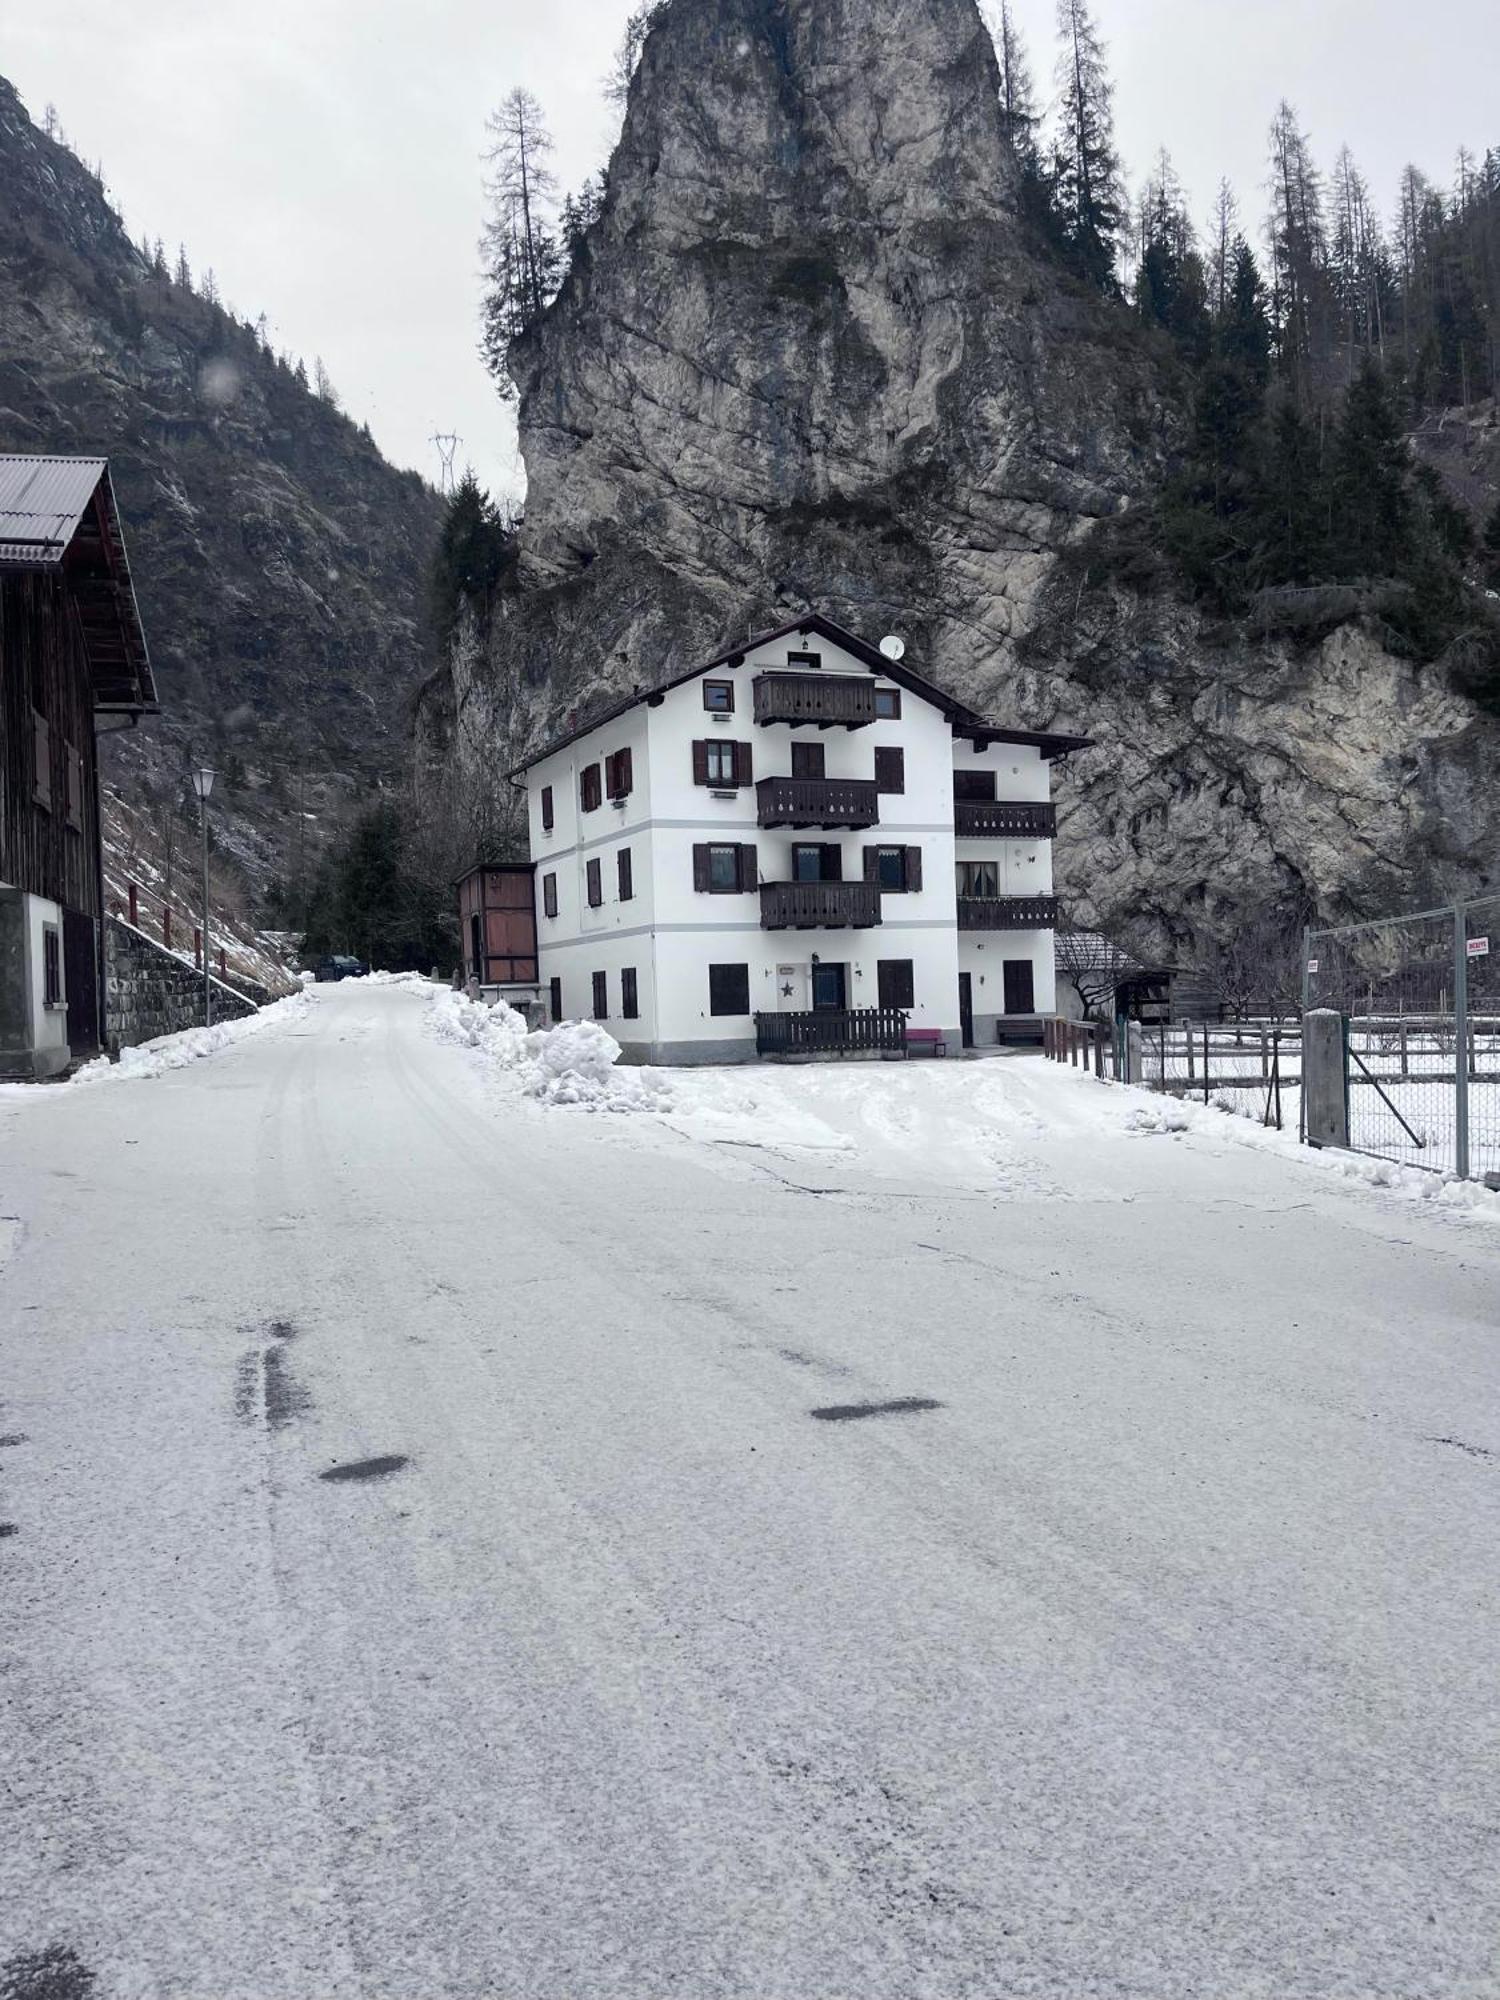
[957,724,1093,761]
[0,456,158,714]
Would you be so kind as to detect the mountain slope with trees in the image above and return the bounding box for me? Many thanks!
[0,75,443,897]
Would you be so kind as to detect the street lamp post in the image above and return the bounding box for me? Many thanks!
[191,767,216,1028]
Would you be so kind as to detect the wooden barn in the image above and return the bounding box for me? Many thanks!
[0,456,157,1077]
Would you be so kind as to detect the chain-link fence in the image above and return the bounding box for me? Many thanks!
[1305,896,1500,1184]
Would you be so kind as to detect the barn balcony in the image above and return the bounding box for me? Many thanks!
[756,775,880,830]
[760,881,882,930]
[953,800,1057,839]
[753,673,878,729]
[957,895,1059,931]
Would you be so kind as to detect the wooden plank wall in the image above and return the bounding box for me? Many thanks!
[0,573,102,916]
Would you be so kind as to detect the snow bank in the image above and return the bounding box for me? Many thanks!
[427,990,672,1113]
[363,970,437,989]
[0,990,317,1096]
[1118,1072,1500,1225]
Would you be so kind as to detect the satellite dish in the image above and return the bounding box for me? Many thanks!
[879,634,907,662]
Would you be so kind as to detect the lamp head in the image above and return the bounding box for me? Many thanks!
[191,767,216,801]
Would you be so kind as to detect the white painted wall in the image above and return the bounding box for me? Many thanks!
[524,628,1065,1059]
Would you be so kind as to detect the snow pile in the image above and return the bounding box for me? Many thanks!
[428,989,672,1113]
[63,991,314,1089]
[364,970,436,989]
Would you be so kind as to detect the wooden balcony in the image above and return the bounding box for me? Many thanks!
[957,895,1059,931]
[953,800,1057,839]
[753,673,878,729]
[755,1008,908,1059]
[757,775,880,830]
[760,881,882,930]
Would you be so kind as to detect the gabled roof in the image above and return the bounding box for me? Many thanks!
[0,455,157,712]
[507,612,1091,775]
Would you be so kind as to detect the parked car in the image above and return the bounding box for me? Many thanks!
[313,955,368,982]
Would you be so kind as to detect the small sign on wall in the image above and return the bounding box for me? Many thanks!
[1467,936,1490,959]
[1306,958,1320,974]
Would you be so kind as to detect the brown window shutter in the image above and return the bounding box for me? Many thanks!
[692,740,709,787]
[620,747,633,793]
[541,785,554,829]
[734,740,753,786]
[693,844,711,892]
[905,846,922,892]
[739,845,758,892]
[863,846,879,884]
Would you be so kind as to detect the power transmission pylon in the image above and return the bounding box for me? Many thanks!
[430,432,461,496]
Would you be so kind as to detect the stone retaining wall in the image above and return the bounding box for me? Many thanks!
[104,918,259,1053]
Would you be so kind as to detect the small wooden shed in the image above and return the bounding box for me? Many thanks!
[456,864,540,1004]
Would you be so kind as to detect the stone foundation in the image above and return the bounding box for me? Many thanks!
[104,918,260,1053]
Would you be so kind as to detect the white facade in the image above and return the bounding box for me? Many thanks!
[520,620,1076,1063]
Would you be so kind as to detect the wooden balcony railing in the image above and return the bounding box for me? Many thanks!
[757,775,880,829]
[760,881,882,930]
[753,673,878,729]
[957,895,1059,931]
[755,1008,908,1058]
[953,799,1057,839]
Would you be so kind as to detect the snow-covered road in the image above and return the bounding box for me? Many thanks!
[2,981,1498,1999]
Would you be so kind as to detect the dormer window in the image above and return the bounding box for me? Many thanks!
[787,650,821,670]
[703,680,734,712]
[874,688,901,720]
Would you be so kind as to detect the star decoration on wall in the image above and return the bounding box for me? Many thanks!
[781,982,795,998]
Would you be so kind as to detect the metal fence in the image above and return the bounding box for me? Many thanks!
[1305,896,1500,1184]
[1137,1022,1299,1129]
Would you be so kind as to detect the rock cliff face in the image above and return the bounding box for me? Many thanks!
[428,0,1500,949]
[0,77,442,883]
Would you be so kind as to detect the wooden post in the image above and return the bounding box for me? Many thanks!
[1093,1022,1106,1078]
[1204,1025,1211,1105]
[194,927,202,968]
[1185,1027,1195,1084]
[1400,1021,1409,1079]
[218,947,227,978]
[1259,1028,1268,1080]
[163,908,172,950]
[128,881,139,927]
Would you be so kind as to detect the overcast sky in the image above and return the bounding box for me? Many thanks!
[6,1,1492,505]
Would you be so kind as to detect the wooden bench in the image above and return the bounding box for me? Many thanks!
[906,1028,948,1058]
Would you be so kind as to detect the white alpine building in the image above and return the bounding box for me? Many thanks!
[511,615,1086,1063]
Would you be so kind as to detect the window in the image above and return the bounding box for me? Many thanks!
[606,748,633,799]
[792,843,841,884]
[32,711,51,812]
[580,763,602,813]
[791,741,825,780]
[617,848,634,901]
[874,746,905,795]
[541,785,555,830]
[865,845,922,892]
[703,680,734,713]
[709,963,751,1016]
[592,970,608,1019]
[954,769,997,802]
[65,746,84,831]
[957,859,999,899]
[693,739,751,788]
[877,959,915,1010]
[586,858,603,908]
[621,967,639,1019]
[693,843,757,893]
[786,650,821,670]
[543,872,559,918]
[42,925,62,1007]
[875,688,902,720]
[549,976,563,1021]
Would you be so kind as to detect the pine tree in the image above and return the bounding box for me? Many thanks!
[1050,0,1125,291]
[1327,358,1411,577]
[480,88,562,385]
[1265,102,1327,402]
[1206,179,1240,317]
[429,474,517,646]
[605,3,667,107]
[313,357,339,409]
[1255,399,1329,586]
[174,245,192,291]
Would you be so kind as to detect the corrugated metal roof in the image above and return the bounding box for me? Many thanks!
[0,454,109,566]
